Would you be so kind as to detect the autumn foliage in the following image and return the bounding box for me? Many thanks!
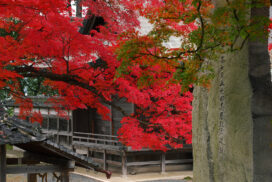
[1,0,269,150]
[115,0,271,150]
[0,0,196,151]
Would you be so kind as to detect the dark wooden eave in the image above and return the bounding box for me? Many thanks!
[0,104,112,178]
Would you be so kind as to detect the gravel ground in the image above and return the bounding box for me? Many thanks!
[70,173,100,182]
[142,180,187,182]
[71,174,189,182]
[7,173,99,182]
[8,174,190,182]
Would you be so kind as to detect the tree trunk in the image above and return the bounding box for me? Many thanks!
[249,5,272,182]
[192,1,272,182]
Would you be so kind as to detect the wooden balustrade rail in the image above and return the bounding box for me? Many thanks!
[72,132,123,147]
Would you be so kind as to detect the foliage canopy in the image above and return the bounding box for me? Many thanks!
[0,0,270,150]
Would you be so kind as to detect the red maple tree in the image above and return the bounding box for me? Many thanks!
[0,0,194,150]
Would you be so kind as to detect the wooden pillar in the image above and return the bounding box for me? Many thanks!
[57,117,60,143]
[160,152,166,174]
[110,104,113,136]
[67,111,70,132]
[87,148,89,158]
[71,111,74,145]
[72,146,76,152]
[61,171,69,182]
[75,0,82,18]
[27,174,37,182]
[67,112,70,145]
[103,150,108,170]
[121,152,127,177]
[0,145,6,182]
[47,108,50,130]
[27,160,38,182]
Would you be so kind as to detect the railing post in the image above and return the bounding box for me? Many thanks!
[122,151,127,177]
[27,174,37,182]
[46,118,49,130]
[87,148,90,157]
[160,152,166,174]
[57,117,60,144]
[60,171,69,182]
[103,150,108,170]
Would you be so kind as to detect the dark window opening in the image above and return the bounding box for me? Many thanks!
[49,118,57,130]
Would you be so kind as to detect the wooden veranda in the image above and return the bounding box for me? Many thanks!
[4,96,193,177]
[72,132,193,176]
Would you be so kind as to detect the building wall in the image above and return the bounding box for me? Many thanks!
[111,98,134,135]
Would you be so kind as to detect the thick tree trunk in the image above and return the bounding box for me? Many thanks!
[193,43,254,182]
[192,1,272,182]
[249,6,272,182]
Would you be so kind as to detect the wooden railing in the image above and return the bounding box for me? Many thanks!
[71,132,193,176]
[72,132,122,147]
[42,129,72,146]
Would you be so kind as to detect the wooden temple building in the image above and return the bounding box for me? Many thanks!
[0,104,110,182]
[4,96,193,177]
[0,3,192,181]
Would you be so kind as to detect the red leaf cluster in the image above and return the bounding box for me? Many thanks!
[0,0,194,150]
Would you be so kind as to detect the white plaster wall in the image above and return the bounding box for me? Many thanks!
[138,16,181,49]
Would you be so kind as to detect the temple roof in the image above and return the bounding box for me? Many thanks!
[0,105,111,178]
[2,96,55,108]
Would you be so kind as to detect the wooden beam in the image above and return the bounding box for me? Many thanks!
[23,152,75,169]
[72,141,124,151]
[126,146,192,152]
[127,161,160,167]
[125,158,193,167]
[73,146,121,155]
[92,158,121,166]
[6,164,72,174]
[166,159,193,164]
[0,145,6,182]
[7,158,38,165]
[160,152,166,174]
